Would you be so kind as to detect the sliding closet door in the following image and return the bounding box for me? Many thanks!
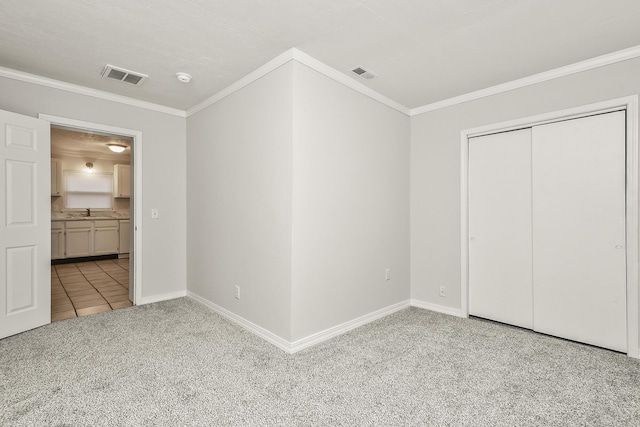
[468,129,533,328]
[532,111,627,352]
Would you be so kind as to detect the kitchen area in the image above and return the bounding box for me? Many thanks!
[50,128,133,322]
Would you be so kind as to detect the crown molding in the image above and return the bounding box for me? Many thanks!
[0,66,186,117]
[410,44,640,116]
[5,43,638,120]
[186,48,411,117]
[187,49,296,117]
[290,48,411,116]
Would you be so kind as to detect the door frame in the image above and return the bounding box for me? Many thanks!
[460,95,639,358]
[39,114,143,305]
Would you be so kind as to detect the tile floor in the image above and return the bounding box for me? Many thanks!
[51,258,132,322]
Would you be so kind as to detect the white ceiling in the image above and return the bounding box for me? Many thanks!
[2,0,640,111]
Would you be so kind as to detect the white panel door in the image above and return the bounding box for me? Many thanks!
[0,110,50,339]
[468,128,533,328]
[532,111,627,352]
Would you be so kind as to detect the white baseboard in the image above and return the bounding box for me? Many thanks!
[138,290,187,305]
[187,291,292,353]
[188,291,411,354]
[289,299,411,353]
[410,299,465,318]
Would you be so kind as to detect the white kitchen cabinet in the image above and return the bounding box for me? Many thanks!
[119,220,130,254]
[51,221,65,259]
[54,218,130,260]
[94,220,120,255]
[113,164,130,198]
[51,158,61,196]
[65,221,92,257]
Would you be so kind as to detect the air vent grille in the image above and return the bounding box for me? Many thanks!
[102,64,148,86]
[350,66,377,80]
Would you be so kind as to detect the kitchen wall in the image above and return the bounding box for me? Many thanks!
[0,76,187,303]
[51,155,130,216]
[410,56,640,318]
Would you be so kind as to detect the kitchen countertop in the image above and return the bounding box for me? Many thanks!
[52,216,130,221]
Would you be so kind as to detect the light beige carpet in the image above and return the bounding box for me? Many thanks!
[1,297,638,426]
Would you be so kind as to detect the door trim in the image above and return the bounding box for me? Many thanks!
[460,95,639,358]
[38,114,143,306]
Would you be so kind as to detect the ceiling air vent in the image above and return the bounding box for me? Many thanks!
[350,66,377,80]
[101,64,148,86]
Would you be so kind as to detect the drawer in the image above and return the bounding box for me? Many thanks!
[65,221,92,229]
[51,221,64,230]
[94,220,119,228]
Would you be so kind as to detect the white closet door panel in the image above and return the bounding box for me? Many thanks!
[469,128,533,328]
[532,111,626,352]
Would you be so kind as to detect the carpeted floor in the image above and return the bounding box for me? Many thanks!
[1,297,638,426]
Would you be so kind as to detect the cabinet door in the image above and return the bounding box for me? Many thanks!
[119,220,130,254]
[65,227,92,257]
[114,164,130,198]
[51,230,64,259]
[51,159,61,196]
[94,220,119,255]
[532,111,627,352]
[468,128,534,328]
[51,222,65,259]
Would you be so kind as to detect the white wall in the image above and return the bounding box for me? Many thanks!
[291,62,410,341]
[186,60,410,344]
[0,76,187,301]
[411,56,640,314]
[186,63,294,339]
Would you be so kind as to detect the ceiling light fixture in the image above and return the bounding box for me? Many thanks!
[85,162,94,172]
[176,72,192,83]
[107,143,127,153]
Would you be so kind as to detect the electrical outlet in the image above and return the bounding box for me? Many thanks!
[234,285,240,300]
[151,208,159,219]
[385,268,391,281]
[439,286,446,297]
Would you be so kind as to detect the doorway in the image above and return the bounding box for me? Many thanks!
[50,127,133,321]
[40,114,143,321]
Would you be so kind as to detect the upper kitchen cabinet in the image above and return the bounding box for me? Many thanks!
[113,164,130,198]
[51,158,61,196]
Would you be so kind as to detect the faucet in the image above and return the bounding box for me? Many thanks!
[86,208,91,217]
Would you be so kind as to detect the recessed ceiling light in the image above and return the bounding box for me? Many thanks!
[176,72,192,83]
[107,144,127,153]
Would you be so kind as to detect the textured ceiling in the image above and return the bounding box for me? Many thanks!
[2,0,640,110]
[51,128,132,161]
